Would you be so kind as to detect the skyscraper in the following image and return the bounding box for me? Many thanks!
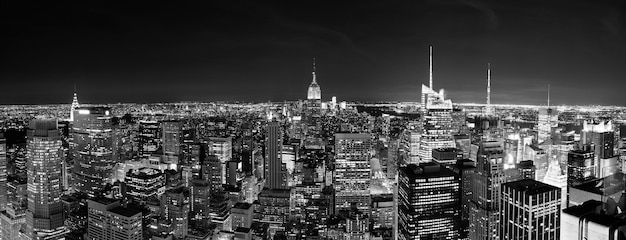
[255,121,290,237]
[581,120,617,178]
[162,120,182,159]
[500,179,561,240]
[567,148,595,199]
[537,108,558,144]
[264,121,286,190]
[0,136,7,211]
[161,187,189,239]
[23,119,67,240]
[469,139,511,240]
[419,84,455,162]
[138,120,160,159]
[73,107,115,198]
[398,163,461,240]
[334,133,372,212]
[307,58,321,101]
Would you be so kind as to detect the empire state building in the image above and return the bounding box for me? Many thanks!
[307,58,321,101]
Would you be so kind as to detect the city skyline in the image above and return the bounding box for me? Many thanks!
[2,1,626,105]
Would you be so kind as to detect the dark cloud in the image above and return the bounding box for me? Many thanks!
[1,0,625,105]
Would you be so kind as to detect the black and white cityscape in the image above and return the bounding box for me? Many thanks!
[1,1,626,240]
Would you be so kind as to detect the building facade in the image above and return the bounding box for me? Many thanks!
[500,179,561,240]
[399,163,461,240]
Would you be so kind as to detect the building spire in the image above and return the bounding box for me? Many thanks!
[487,62,491,107]
[547,83,551,108]
[429,45,433,89]
[312,57,317,84]
[70,84,80,121]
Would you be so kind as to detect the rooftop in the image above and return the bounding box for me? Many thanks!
[401,163,457,179]
[503,179,559,195]
[233,202,253,210]
[109,206,142,218]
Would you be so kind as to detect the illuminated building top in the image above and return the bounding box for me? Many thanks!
[70,86,80,121]
[422,84,452,110]
[307,58,321,100]
[583,120,613,133]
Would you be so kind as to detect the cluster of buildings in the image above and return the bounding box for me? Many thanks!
[0,48,624,240]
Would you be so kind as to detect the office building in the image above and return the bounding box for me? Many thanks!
[582,120,618,178]
[162,120,182,158]
[255,121,290,237]
[23,119,67,240]
[207,137,232,184]
[469,139,512,240]
[124,167,166,203]
[432,147,462,165]
[161,187,189,240]
[0,137,7,210]
[500,179,561,240]
[334,133,372,212]
[448,159,475,239]
[87,199,142,240]
[264,122,286,190]
[73,107,116,197]
[231,202,253,230]
[517,160,536,180]
[139,120,160,159]
[419,84,456,163]
[538,107,558,144]
[398,163,461,240]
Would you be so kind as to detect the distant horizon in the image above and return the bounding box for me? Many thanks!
[2,1,626,106]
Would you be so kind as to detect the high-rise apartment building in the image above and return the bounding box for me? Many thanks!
[23,119,67,240]
[399,163,461,240]
[87,199,142,240]
[500,179,561,240]
[73,107,116,198]
[334,133,372,212]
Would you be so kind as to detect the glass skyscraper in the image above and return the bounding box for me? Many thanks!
[72,107,115,198]
[23,119,67,240]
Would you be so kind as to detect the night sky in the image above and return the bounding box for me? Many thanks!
[2,1,625,105]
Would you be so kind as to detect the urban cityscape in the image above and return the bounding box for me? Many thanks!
[2,1,626,240]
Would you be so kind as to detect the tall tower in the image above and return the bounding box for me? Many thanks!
[485,63,494,115]
[23,119,67,240]
[70,85,79,122]
[307,58,321,101]
[264,121,287,190]
[72,107,115,198]
[429,45,433,89]
[469,139,517,240]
